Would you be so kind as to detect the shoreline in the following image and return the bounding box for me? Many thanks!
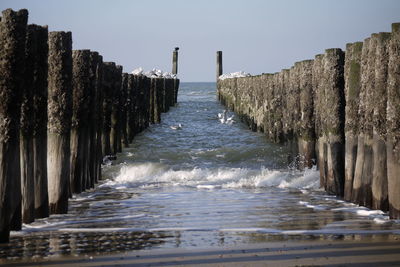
[3,239,400,266]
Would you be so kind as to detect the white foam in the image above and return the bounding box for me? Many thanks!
[20,214,146,231]
[101,163,320,191]
[298,201,328,211]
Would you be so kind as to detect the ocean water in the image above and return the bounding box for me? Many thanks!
[2,82,400,260]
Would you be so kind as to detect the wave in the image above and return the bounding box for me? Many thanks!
[100,163,320,190]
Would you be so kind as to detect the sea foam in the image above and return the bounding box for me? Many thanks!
[100,162,320,190]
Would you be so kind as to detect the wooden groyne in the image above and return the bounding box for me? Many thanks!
[217,22,400,219]
[0,8,179,243]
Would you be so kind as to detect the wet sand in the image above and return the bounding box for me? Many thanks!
[3,240,400,266]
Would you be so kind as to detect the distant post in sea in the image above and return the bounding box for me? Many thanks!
[172,47,179,75]
[216,51,223,81]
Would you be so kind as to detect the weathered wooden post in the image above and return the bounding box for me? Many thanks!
[127,74,136,143]
[287,64,300,165]
[274,72,284,143]
[387,23,400,219]
[298,60,315,169]
[352,38,370,205]
[110,65,122,155]
[21,24,41,224]
[47,31,73,214]
[172,47,178,75]
[174,78,180,104]
[95,54,103,182]
[32,25,49,219]
[313,54,327,189]
[88,51,100,188]
[344,42,363,202]
[361,35,378,208]
[143,76,151,129]
[371,32,391,211]
[156,78,163,121]
[0,8,28,241]
[323,48,345,196]
[70,49,91,194]
[121,73,129,148]
[101,62,115,157]
[134,75,144,132]
[116,66,123,153]
[162,78,167,112]
[149,78,155,123]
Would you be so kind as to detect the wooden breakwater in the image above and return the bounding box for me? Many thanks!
[217,22,400,219]
[0,8,179,243]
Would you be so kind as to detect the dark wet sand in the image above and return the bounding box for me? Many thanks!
[3,240,400,266]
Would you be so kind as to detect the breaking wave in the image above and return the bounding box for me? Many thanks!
[100,163,320,190]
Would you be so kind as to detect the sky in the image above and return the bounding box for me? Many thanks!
[1,0,399,82]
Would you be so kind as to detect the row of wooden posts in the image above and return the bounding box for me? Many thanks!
[217,22,400,219]
[0,9,179,243]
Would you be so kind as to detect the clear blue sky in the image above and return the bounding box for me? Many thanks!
[1,0,399,82]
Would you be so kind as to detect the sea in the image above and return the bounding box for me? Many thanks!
[2,82,400,260]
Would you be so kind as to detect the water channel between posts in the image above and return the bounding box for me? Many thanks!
[2,82,400,260]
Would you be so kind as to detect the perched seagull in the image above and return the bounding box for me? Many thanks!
[170,123,182,130]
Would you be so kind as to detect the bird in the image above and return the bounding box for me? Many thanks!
[218,110,227,123]
[218,110,235,124]
[170,123,182,130]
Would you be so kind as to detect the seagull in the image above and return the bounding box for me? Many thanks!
[170,123,182,130]
[226,115,235,124]
[218,110,228,123]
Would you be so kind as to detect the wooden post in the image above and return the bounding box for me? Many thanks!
[0,8,28,241]
[70,49,91,194]
[312,54,327,189]
[172,47,178,75]
[32,25,49,219]
[88,51,100,188]
[323,48,345,197]
[387,23,400,219]
[95,55,103,182]
[216,51,223,81]
[21,24,40,224]
[174,78,180,104]
[360,34,378,208]
[298,60,316,169]
[149,78,155,124]
[101,62,115,157]
[110,65,122,155]
[344,42,363,202]
[371,32,391,211]
[127,74,136,143]
[352,37,377,206]
[121,73,129,148]
[47,31,73,214]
